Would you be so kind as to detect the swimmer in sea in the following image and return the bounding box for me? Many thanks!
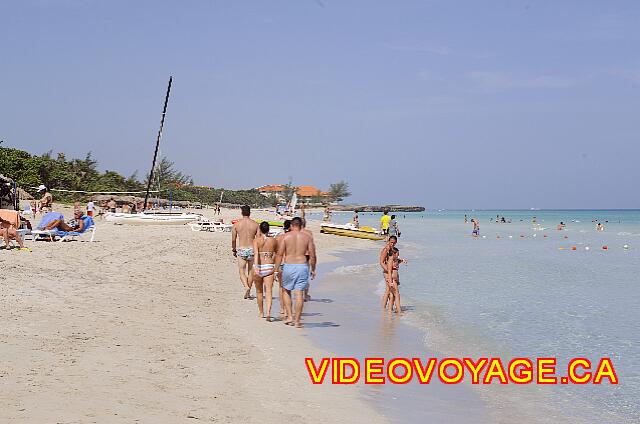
[472,219,480,237]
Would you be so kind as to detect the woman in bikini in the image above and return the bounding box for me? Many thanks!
[385,243,405,313]
[253,221,278,321]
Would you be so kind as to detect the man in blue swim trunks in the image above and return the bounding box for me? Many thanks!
[274,217,316,328]
[232,205,260,299]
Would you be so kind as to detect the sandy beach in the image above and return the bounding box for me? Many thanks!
[0,206,385,423]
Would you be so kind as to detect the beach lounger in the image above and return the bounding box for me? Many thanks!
[32,216,96,242]
[188,220,232,233]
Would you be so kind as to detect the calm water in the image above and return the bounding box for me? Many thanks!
[310,210,639,423]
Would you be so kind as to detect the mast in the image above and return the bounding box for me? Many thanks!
[143,76,173,211]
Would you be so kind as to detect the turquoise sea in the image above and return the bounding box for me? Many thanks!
[307,210,639,423]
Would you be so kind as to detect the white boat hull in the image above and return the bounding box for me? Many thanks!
[105,212,200,225]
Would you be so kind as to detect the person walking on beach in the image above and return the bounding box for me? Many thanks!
[274,217,316,328]
[232,205,260,299]
[301,218,315,302]
[380,210,391,238]
[353,212,360,228]
[108,198,117,213]
[275,220,292,317]
[253,221,277,321]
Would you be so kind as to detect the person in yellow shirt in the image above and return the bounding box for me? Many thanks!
[380,210,391,237]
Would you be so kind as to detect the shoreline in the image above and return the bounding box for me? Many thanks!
[302,248,488,424]
[0,206,386,423]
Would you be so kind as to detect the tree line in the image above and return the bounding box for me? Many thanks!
[0,146,270,207]
[0,145,351,207]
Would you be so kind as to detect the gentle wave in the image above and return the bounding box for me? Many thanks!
[331,263,377,275]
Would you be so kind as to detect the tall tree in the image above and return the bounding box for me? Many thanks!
[144,157,193,189]
[329,180,351,203]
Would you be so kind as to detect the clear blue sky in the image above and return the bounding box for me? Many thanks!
[2,1,639,208]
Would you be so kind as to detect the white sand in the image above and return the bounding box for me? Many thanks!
[0,206,385,423]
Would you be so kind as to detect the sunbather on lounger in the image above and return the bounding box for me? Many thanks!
[0,216,27,249]
[43,210,86,232]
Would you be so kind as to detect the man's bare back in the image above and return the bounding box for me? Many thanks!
[232,217,259,251]
[281,231,315,266]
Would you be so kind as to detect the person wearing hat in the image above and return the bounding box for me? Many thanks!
[37,185,53,214]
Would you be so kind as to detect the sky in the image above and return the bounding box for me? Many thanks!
[1,0,639,208]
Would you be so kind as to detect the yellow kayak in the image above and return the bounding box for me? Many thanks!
[320,223,385,241]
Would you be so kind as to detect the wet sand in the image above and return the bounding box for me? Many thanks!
[301,249,488,424]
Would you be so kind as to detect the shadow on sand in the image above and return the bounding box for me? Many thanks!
[308,298,334,303]
[303,321,340,328]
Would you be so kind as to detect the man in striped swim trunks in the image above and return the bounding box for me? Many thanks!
[232,205,260,300]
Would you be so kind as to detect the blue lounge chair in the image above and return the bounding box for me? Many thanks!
[32,215,96,242]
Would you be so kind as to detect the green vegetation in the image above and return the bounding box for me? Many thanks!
[329,180,351,203]
[0,146,271,207]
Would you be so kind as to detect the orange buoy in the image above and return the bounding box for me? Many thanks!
[571,246,577,251]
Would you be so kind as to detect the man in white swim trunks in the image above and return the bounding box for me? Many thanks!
[232,205,259,299]
[274,217,316,328]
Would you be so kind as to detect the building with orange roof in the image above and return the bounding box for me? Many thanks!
[256,184,330,203]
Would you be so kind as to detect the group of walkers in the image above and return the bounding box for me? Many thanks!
[231,206,316,328]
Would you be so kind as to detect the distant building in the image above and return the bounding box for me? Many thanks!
[257,184,286,198]
[256,184,330,203]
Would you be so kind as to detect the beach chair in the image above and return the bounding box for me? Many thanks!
[31,212,65,241]
[32,216,96,242]
[188,220,232,233]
